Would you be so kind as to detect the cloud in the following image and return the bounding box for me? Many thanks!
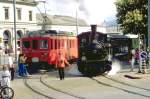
[36,0,117,25]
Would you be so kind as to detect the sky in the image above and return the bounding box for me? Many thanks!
[35,0,117,25]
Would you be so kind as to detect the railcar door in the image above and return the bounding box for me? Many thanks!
[39,38,49,62]
[21,38,32,62]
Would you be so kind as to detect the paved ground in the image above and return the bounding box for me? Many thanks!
[10,62,150,99]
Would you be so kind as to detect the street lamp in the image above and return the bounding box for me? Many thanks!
[148,0,150,47]
[13,0,17,63]
[75,2,79,36]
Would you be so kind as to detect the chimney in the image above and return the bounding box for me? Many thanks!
[90,24,97,42]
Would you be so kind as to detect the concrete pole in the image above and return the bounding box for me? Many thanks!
[13,0,17,62]
[148,0,150,47]
[76,9,78,36]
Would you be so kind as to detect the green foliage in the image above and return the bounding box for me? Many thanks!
[116,0,148,35]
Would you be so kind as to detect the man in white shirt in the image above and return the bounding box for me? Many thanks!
[8,54,15,80]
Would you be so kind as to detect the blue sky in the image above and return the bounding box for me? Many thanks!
[36,0,117,25]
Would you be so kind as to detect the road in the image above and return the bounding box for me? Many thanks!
[11,63,150,99]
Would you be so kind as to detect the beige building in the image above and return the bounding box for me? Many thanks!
[0,0,120,54]
[0,0,39,51]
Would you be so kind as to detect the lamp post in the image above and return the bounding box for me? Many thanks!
[13,0,17,63]
[76,9,78,36]
[148,0,150,47]
[75,3,79,36]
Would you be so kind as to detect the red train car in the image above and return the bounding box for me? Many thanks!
[20,30,78,73]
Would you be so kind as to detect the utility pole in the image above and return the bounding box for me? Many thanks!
[148,0,150,47]
[76,9,78,36]
[42,1,46,30]
[13,0,17,63]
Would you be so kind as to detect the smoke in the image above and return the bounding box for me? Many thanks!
[108,59,121,75]
[37,0,116,25]
[66,64,82,76]
[76,0,117,25]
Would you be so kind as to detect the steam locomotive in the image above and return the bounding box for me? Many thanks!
[77,25,112,76]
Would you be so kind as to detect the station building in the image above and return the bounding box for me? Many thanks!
[0,0,39,52]
[0,0,120,54]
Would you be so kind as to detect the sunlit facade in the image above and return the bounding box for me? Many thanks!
[0,0,39,52]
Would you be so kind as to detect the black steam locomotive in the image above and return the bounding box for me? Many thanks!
[77,25,112,76]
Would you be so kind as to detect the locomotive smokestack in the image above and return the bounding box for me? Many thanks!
[90,24,97,42]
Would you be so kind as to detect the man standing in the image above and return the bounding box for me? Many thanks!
[57,51,70,80]
[130,48,135,72]
[8,54,15,80]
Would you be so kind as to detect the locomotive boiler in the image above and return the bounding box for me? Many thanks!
[77,25,112,76]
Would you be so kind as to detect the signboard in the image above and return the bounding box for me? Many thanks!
[140,51,147,59]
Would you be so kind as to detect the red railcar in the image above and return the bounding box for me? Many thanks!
[20,30,78,73]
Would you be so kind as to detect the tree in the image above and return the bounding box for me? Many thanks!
[116,0,148,42]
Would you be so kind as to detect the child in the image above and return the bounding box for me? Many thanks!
[1,65,11,87]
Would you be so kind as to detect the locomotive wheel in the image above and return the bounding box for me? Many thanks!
[77,60,112,77]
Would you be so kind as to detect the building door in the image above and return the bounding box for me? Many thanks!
[3,30,11,46]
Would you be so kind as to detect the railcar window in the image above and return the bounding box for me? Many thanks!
[68,40,71,48]
[72,40,75,47]
[55,39,57,49]
[23,41,30,48]
[32,40,38,50]
[50,39,53,49]
[58,40,60,49]
[40,40,48,49]
[60,40,64,48]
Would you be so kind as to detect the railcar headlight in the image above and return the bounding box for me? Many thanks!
[32,57,39,62]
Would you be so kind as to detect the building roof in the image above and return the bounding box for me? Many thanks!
[36,14,88,26]
[0,0,37,6]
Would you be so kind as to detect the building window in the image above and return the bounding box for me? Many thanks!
[17,8,21,20]
[4,7,9,20]
[29,11,32,21]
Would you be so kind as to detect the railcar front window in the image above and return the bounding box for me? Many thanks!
[32,40,38,50]
[40,40,48,49]
[23,41,30,48]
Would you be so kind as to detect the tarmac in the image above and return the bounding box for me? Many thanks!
[10,62,150,99]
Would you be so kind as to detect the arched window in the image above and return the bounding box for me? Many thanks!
[3,30,11,45]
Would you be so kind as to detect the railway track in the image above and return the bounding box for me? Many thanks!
[22,71,150,99]
[90,76,150,98]
[104,76,150,92]
[24,75,85,99]
[24,77,54,99]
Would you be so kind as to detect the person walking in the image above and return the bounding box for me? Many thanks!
[146,47,150,69]
[8,54,15,80]
[130,48,135,72]
[56,50,70,80]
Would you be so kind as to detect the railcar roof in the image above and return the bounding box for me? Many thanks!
[25,30,76,37]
